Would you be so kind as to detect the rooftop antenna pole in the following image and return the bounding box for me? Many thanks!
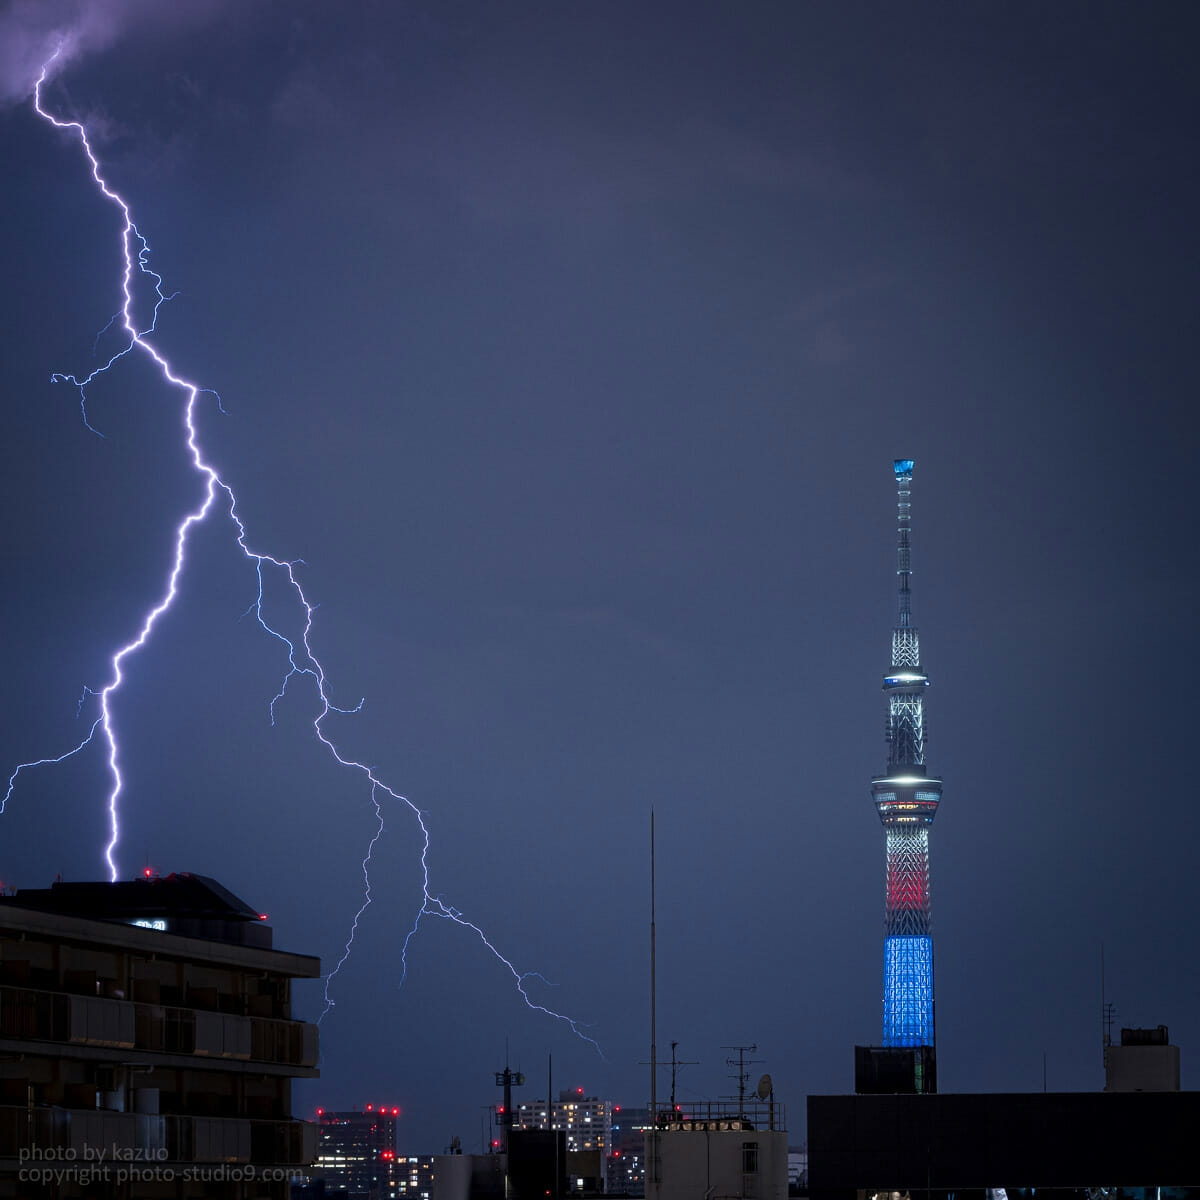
[548,1052,558,1200]
[668,1042,698,1110]
[722,1044,762,1118]
[1101,943,1116,1087]
[495,1040,524,1154]
[649,808,657,1190]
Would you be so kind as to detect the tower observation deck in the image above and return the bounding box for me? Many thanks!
[870,459,942,1056]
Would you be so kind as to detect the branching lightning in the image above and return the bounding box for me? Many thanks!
[322,783,385,1023]
[8,50,599,1052]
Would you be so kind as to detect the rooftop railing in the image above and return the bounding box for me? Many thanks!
[649,1099,785,1132]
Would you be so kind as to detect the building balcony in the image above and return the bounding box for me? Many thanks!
[0,984,317,1070]
[0,1104,315,1168]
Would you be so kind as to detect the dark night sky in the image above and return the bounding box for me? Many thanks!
[1,0,1197,1152]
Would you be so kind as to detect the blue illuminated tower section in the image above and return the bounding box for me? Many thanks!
[870,460,942,1055]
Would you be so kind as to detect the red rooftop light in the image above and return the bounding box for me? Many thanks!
[258,913,269,920]
[392,1107,399,1115]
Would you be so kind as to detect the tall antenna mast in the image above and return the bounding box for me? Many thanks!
[1101,943,1106,1078]
[648,809,657,1187]
[896,456,913,630]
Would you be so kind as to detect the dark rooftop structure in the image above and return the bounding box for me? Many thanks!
[0,872,319,1198]
[806,1090,1200,1195]
[0,870,273,947]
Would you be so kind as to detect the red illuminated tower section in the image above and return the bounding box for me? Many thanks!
[869,460,942,1063]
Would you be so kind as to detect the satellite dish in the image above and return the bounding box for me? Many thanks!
[756,1074,772,1101]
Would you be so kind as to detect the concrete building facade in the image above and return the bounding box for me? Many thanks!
[647,1100,788,1200]
[0,873,320,1199]
[1104,1025,1181,1093]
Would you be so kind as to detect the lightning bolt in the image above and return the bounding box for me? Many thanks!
[9,50,599,1053]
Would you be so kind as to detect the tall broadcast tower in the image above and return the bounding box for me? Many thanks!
[869,459,943,1073]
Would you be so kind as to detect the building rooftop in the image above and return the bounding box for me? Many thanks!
[0,871,275,948]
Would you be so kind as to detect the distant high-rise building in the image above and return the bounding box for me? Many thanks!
[514,1088,613,1155]
[393,1153,437,1198]
[514,1089,613,1190]
[609,1105,648,1195]
[868,460,943,1076]
[312,1105,399,1199]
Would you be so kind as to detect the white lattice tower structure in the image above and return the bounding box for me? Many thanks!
[869,459,943,1053]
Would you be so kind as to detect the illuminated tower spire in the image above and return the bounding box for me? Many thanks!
[870,459,943,1060]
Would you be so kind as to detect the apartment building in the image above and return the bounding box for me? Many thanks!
[0,872,320,1199]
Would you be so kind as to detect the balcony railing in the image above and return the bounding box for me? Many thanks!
[0,1105,315,1166]
[0,985,317,1068]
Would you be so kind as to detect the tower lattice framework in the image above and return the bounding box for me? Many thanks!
[870,460,943,1053]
